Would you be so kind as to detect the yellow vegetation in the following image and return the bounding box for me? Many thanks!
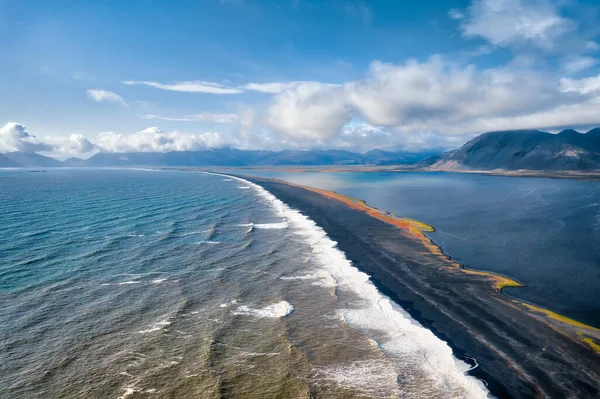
[581,337,600,354]
[285,180,600,353]
[522,303,599,331]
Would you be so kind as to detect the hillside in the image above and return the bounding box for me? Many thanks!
[426,128,600,171]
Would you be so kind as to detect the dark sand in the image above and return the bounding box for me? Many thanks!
[242,175,600,399]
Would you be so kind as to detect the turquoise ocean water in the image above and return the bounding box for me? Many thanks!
[1,169,490,398]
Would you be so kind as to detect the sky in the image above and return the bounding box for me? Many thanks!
[1,0,600,159]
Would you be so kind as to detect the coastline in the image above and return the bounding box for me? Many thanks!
[238,174,600,399]
[217,165,600,182]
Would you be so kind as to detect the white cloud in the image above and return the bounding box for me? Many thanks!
[243,81,339,93]
[560,73,600,95]
[141,113,239,124]
[562,56,598,74]
[43,134,96,157]
[0,123,95,157]
[266,82,350,140]
[345,56,570,132]
[462,0,574,50]
[87,89,127,106]
[0,123,52,153]
[94,127,228,153]
[122,80,242,94]
[449,9,464,20]
[242,82,303,94]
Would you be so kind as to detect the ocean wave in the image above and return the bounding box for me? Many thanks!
[279,271,336,287]
[118,281,140,285]
[178,229,211,237]
[214,172,490,398]
[219,299,239,308]
[138,319,171,334]
[254,221,288,229]
[232,301,294,318]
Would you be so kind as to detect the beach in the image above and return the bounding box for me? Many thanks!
[241,174,600,399]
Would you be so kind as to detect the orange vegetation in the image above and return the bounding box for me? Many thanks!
[284,181,600,355]
[299,184,523,291]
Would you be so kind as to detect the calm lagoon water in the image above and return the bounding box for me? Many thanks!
[238,170,600,328]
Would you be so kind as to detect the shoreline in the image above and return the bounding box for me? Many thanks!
[238,174,600,399]
[269,176,600,346]
[214,165,600,182]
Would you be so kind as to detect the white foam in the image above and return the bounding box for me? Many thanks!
[127,233,145,237]
[119,281,140,285]
[208,173,490,398]
[232,301,294,318]
[195,240,220,244]
[117,387,138,399]
[280,271,336,288]
[254,221,288,229]
[178,230,209,237]
[138,319,171,334]
[151,278,167,284]
[237,186,251,189]
[219,299,239,308]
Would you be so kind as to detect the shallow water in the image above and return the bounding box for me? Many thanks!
[237,170,600,328]
[0,169,490,398]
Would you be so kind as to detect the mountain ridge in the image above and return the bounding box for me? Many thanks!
[424,128,600,171]
[3,127,600,171]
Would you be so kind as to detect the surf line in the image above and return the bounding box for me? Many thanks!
[203,171,491,396]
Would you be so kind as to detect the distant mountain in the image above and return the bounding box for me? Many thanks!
[62,157,86,167]
[426,128,600,171]
[77,148,435,167]
[0,153,21,167]
[7,128,599,171]
[0,148,435,168]
[3,152,63,167]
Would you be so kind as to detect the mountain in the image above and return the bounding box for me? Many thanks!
[62,157,86,167]
[79,148,434,167]
[0,153,21,167]
[427,128,600,171]
[3,152,63,167]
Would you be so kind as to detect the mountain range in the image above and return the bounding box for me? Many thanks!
[0,148,436,168]
[423,128,600,171]
[2,128,600,171]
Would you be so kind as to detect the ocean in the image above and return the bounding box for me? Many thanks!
[239,170,600,328]
[0,169,490,398]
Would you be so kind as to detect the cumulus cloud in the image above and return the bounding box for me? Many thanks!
[461,0,574,50]
[560,73,600,95]
[0,123,53,153]
[94,127,228,153]
[141,113,239,124]
[0,123,95,157]
[562,56,599,74]
[345,57,566,132]
[122,80,243,94]
[87,89,127,106]
[266,82,350,140]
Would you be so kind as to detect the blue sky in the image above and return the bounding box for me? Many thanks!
[1,0,600,158]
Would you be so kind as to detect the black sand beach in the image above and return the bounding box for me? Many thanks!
[242,175,600,399]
